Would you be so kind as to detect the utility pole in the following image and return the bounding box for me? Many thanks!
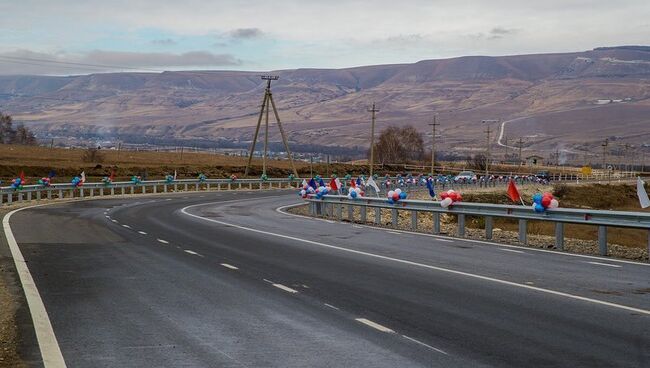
[368,103,379,177]
[428,115,439,175]
[602,139,609,182]
[482,119,499,178]
[244,75,299,178]
[517,137,524,166]
[504,136,509,163]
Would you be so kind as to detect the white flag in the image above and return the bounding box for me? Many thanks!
[80,171,86,183]
[173,170,177,180]
[366,176,380,194]
[301,179,308,188]
[637,177,650,209]
[335,178,342,194]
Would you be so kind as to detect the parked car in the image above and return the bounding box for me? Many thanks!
[454,171,477,182]
[535,171,551,181]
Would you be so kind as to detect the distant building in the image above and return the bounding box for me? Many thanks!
[525,155,545,166]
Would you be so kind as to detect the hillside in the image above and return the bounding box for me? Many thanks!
[1,46,649,161]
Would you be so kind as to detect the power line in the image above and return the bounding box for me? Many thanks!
[0,92,204,109]
[0,55,165,73]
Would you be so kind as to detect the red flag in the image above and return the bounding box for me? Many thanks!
[329,178,338,191]
[507,179,521,203]
[109,169,115,181]
[350,180,356,188]
[19,171,26,184]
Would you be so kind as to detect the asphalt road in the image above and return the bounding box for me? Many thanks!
[7,190,650,367]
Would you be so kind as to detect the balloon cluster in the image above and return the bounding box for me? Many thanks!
[344,174,352,181]
[532,192,559,213]
[71,176,84,187]
[102,176,113,186]
[299,184,315,198]
[386,188,407,204]
[347,186,363,199]
[288,174,295,182]
[38,177,51,187]
[314,186,329,199]
[165,175,174,184]
[230,174,237,182]
[440,190,462,208]
[10,177,24,191]
[131,175,142,185]
[260,173,269,181]
[198,173,207,182]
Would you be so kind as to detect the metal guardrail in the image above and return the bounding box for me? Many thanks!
[306,195,650,258]
[0,178,300,205]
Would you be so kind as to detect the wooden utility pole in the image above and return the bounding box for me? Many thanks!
[504,136,509,163]
[428,115,439,175]
[368,103,379,177]
[517,137,524,166]
[482,119,499,177]
[244,76,299,178]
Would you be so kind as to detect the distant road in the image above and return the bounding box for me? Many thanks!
[7,191,649,367]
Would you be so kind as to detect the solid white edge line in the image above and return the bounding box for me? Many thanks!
[499,248,525,254]
[3,206,67,368]
[220,263,239,270]
[276,203,649,267]
[402,335,448,355]
[183,203,650,316]
[272,283,299,294]
[587,261,622,268]
[156,239,169,244]
[355,318,395,333]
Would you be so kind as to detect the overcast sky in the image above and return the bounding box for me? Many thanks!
[0,0,648,75]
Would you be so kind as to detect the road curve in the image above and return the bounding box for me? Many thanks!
[7,190,650,367]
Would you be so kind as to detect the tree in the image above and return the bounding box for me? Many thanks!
[0,111,37,145]
[82,147,104,163]
[372,125,425,164]
[467,153,487,171]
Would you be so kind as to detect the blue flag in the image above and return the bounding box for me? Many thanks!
[319,178,325,187]
[426,178,436,198]
[356,177,362,186]
[48,170,56,178]
[308,178,318,189]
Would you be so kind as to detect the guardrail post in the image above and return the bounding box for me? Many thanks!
[391,208,398,228]
[375,207,381,224]
[153,185,158,194]
[58,189,63,199]
[248,182,252,190]
[36,191,41,200]
[458,214,465,237]
[360,205,367,223]
[336,203,343,220]
[348,204,354,222]
[184,183,188,191]
[163,184,168,193]
[69,189,74,198]
[47,190,52,200]
[26,192,32,201]
[432,213,440,234]
[518,219,527,244]
[598,226,608,256]
[121,187,125,195]
[485,216,493,240]
[89,188,94,197]
[130,186,135,195]
[195,183,199,191]
[555,222,564,250]
[411,211,417,231]
[0,194,3,205]
[7,193,12,204]
[206,183,210,191]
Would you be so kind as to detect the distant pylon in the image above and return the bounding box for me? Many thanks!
[244,76,298,178]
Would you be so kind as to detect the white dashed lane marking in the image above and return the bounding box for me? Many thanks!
[138,231,147,235]
[183,250,203,257]
[355,318,394,333]
[220,263,239,270]
[272,284,298,294]
[402,335,448,355]
[121,224,131,229]
[157,239,169,244]
[324,303,340,310]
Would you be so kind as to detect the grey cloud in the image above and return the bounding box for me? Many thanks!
[488,27,519,39]
[151,38,177,46]
[228,28,264,39]
[0,49,241,75]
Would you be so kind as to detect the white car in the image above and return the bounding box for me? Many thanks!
[454,171,477,182]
